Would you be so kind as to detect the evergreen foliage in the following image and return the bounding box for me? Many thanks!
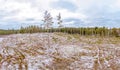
[1,26,120,37]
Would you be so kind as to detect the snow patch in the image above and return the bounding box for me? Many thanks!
[0,38,3,42]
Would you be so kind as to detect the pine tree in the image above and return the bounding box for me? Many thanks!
[57,13,63,28]
[42,11,53,47]
[43,11,53,29]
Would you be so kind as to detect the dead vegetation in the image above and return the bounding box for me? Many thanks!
[0,33,120,70]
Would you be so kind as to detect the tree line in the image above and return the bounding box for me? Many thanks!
[0,26,120,37]
[18,26,120,37]
[0,11,120,37]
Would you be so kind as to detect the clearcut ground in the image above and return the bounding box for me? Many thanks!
[0,33,120,70]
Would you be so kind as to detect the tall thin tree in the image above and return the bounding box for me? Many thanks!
[43,11,53,29]
[57,13,63,28]
[57,13,63,32]
[42,11,53,47]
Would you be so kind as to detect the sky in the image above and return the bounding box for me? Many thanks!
[0,0,120,29]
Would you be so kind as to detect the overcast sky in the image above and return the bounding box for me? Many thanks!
[0,0,120,29]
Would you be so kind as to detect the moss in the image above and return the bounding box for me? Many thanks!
[0,54,2,62]
[67,35,72,40]
[52,37,58,42]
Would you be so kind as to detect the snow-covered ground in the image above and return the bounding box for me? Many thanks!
[0,33,120,70]
[0,38,3,42]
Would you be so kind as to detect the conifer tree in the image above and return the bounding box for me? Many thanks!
[42,11,53,47]
[43,11,53,29]
[57,13,63,28]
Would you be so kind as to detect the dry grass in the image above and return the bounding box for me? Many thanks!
[0,33,120,70]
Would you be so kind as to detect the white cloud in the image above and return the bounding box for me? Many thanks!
[50,9,87,20]
[109,0,120,12]
[0,0,120,29]
[0,0,57,21]
[0,0,87,24]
